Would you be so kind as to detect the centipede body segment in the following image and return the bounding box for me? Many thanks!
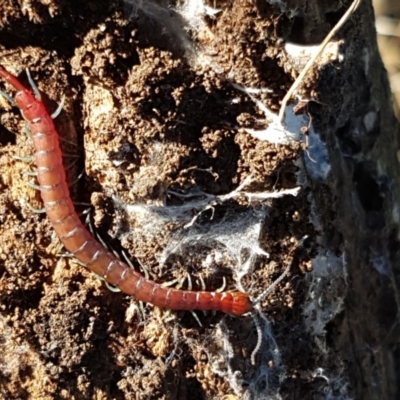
[0,66,253,317]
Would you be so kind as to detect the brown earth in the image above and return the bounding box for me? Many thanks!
[0,1,319,399]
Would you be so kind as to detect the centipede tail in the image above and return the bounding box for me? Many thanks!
[0,66,253,316]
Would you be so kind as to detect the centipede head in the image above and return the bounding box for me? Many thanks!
[0,67,41,117]
[221,292,253,316]
[14,89,38,112]
[232,292,254,316]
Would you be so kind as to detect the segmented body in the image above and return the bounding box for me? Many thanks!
[0,66,253,316]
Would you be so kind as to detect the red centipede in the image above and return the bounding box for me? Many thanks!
[0,66,253,316]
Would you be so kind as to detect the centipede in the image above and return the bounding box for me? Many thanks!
[0,66,253,316]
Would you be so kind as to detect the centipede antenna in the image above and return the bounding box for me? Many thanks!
[250,311,263,365]
[216,276,226,293]
[190,311,203,327]
[51,95,65,119]
[0,89,14,105]
[26,202,46,213]
[26,69,41,101]
[26,180,40,190]
[252,257,293,305]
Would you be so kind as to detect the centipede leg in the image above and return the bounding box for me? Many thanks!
[59,137,78,147]
[190,311,203,327]
[25,69,41,101]
[23,170,37,176]
[0,92,34,164]
[26,202,46,214]
[196,275,209,317]
[59,252,86,266]
[0,89,14,105]
[51,96,65,119]
[181,274,205,324]
[22,170,46,210]
[86,212,97,236]
[104,280,121,293]
[161,277,181,288]
[14,147,77,164]
[23,123,32,138]
[63,152,79,167]
[13,155,34,162]
[216,276,226,293]
[67,169,84,188]
[94,230,109,250]
[186,273,192,291]
[122,250,150,280]
[26,180,41,190]
[198,275,206,291]
[60,246,122,293]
